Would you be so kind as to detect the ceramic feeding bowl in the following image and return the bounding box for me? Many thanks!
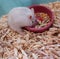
[24,5,54,33]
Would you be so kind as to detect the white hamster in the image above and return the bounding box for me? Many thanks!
[8,7,36,33]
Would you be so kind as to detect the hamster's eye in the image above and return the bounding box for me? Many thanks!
[29,16,32,19]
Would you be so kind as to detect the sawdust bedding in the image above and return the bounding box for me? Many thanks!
[0,1,60,59]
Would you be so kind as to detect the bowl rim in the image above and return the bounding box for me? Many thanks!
[24,5,54,33]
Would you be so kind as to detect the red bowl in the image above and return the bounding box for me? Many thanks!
[24,5,54,33]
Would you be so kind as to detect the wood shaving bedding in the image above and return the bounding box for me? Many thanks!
[0,1,60,59]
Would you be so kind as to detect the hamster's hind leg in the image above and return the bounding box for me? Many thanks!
[13,27,25,35]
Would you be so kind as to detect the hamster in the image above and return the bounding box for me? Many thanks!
[7,7,36,33]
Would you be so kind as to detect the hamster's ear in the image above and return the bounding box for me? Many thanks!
[31,8,35,15]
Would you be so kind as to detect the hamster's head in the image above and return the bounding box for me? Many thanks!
[27,8,37,25]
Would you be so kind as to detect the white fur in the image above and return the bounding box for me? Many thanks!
[8,7,35,33]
